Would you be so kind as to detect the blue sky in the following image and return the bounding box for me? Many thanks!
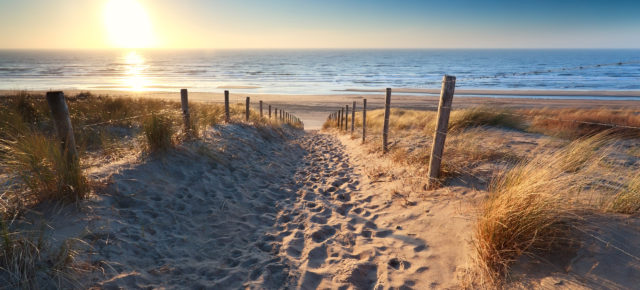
[0,0,639,48]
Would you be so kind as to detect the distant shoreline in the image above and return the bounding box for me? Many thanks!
[4,88,640,98]
[337,88,640,98]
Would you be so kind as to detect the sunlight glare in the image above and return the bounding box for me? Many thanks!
[123,51,150,91]
[104,0,155,48]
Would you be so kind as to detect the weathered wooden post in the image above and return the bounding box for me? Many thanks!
[269,104,272,118]
[382,88,391,153]
[345,105,349,132]
[351,101,356,134]
[427,75,456,189]
[46,91,78,164]
[180,89,190,133]
[245,97,250,121]
[362,99,367,143]
[260,100,263,118]
[338,109,343,130]
[224,90,230,123]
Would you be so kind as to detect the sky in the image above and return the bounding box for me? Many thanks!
[0,0,639,49]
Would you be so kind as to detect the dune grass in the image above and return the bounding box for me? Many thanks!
[325,107,525,182]
[474,134,611,281]
[605,173,640,214]
[523,108,640,139]
[329,107,525,134]
[143,114,175,151]
[1,220,81,288]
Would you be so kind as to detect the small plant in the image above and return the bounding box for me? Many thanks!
[143,114,174,151]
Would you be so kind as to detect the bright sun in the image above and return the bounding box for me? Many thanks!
[103,0,155,48]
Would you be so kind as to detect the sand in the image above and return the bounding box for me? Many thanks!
[4,88,640,288]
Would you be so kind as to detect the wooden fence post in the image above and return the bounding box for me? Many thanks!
[180,89,190,133]
[245,96,250,121]
[339,109,343,130]
[427,75,456,189]
[351,101,356,134]
[224,90,230,123]
[269,104,272,118]
[46,91,78,164]
[260,100,263,118]
[382,88,391,153]
[345,105,349,132]
[362,98,367,143]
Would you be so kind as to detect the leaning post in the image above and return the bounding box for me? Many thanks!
[362,99,367,143]
[46,91,78,165]
[224,90,230,123]
[427,75,456,189]
[345,105,349,132]
[180,89,190,134]
[245,96,250,121]
[351,101,356,134]
[382,88,391,153]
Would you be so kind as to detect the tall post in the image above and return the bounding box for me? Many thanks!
[224,90,230,123]
[180,89,190,133]
[345,105,349,132]
[259,100,263,118]
[362,99,367,143]
[382,88,392,153]
[269,104,272,118]
[351,101,356,134]
[245,96,250,122]
[427,75,456,189]
[338,109,342,129]
[46,91,78,164]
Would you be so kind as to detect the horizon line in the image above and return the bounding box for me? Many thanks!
[2,47,640,51]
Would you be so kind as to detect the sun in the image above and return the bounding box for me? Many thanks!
[103,0,155,48]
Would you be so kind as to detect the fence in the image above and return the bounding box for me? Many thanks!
[324,73,640,189]
[41,89,304,165]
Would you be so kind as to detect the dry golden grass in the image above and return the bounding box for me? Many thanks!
[523,107,640,139]
[1,220,83,288]
[325,108,524,183]
[605,173,640,214]
[474,134,611,282]
[143,114,175,152]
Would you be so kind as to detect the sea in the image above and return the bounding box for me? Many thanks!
[0,49,639,98]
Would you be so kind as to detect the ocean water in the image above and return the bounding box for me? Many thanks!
[0,49,639,95]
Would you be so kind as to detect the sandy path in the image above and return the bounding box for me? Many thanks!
[80,125,306,288]
[57,127,477,289]
[273,133,475,289]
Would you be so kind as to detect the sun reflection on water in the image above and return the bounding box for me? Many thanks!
[122,51,150,91]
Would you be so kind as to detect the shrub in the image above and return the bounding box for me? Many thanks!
[143,114,174,151]
[0,131,88,204]
[473,136,607,280]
